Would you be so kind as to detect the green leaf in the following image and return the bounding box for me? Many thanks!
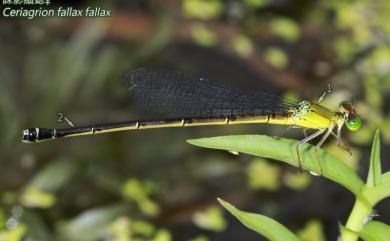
[57,204,128,241]
[247,158,281,191]
[245,0,267,8]
[191,25,218,47]
[283,172,311,191]
[367,130,381,187]
[188,235,209,241]
[28,157,76,192]
[0,224,27,241]
[218,198,301,241]
[20,186,56,208]
[381,171,390,184]
[192,206,226,231]
[188,135,364,195]
[263,47,289,69]
[150,229,172,241]
[360,221,390,241]
[233,34,254,57]
[297,219,325,241]
[269,17,300,42]
[361,182,390,205]
[183,0,223,20]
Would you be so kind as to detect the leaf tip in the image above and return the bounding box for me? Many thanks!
[186,138,205,146]
[217,198,227,206]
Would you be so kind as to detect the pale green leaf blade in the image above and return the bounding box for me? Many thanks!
[367,130,381,187]
[381,171,390,184]
[28,157,76,192]
[57,204,128,241]
[218,198,301,241]
[362,182,390,205]
[188,135,364,195]
[360,221,390,241]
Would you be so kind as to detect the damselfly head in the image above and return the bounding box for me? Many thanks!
[339,101,361,131]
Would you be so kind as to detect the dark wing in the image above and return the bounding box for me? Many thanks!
[124,68,298,118]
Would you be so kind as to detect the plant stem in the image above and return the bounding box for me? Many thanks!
[339,198,372,241]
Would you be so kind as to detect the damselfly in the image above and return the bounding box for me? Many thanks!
[22,68,361,169]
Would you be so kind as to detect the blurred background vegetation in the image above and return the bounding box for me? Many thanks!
[1,0,390,240]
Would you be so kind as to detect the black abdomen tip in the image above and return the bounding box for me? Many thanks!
[22,128,38,143]
[22,128,54,143]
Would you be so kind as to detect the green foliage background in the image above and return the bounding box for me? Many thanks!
[0,0,389,241]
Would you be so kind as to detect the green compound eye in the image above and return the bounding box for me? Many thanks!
[346,118,362,131]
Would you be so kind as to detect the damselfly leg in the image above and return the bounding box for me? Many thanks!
[318,84,332,104]
[303,128,309,138]
[331,131,352,155]
[295,128,326,172]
